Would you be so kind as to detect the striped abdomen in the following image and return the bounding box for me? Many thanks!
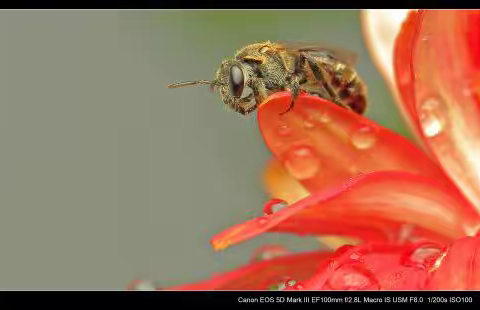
[321,57,368,115]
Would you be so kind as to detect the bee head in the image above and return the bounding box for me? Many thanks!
[167,59,251,113]
[212,59,252,112]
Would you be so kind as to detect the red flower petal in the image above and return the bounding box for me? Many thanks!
[263,158,362,249]
[165,250,332,290]
[361,10,424,144]
[257,92,452,195]
[393,10,426,141]
[263,158,310,204]
[426,236,480,290]
[394,10,480,210]
[212,171,480,251]
[303,242,439,290]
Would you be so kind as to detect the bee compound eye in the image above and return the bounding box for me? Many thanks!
[229,65,244,98]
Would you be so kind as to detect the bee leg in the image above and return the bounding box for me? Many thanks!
[234,94,256,115]
[301,53,352,112]
[279,54,311,115]
[303,88,330,99]
[245,77,269,111]
[279,76,301,115]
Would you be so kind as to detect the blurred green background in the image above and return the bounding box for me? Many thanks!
[0,10,410,289]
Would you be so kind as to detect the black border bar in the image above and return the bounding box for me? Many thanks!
[1,290,478,306]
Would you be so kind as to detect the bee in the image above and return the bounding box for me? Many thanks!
[167,41,367,116]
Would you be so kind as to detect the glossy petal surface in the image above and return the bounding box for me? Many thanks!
[263,158,361,249]
[257,92,452,195]
[212,171,480,251]
[360,10,422,139]
[166,250,332,290]
[426,236,480,290]
[394,10,480,210]
[303,243,440,290]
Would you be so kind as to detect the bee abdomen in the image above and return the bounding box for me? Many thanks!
[338,77,367,115]
[345,94,367,115]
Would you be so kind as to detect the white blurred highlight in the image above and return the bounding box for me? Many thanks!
[360,10,425,144]
[361,10,410,86]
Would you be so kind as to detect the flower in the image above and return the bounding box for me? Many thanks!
[134,10,480,290]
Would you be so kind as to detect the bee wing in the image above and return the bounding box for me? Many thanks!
[277,41,358,66]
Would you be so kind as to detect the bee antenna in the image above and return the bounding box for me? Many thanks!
[166,80,222,89]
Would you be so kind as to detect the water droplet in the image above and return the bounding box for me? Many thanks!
[281,277,296,290]
[349,253,360,260]
[277,124,292,136]
[405,245,443,269]
[303,115,315,128]
[351,125,377,150]
[251,245,289,261]
[418,98,446,138]
[263,198,288,215]
[328,266,378,290]
[320,110,332,123]
[463,223,480,236]
[397,224,415,243]
[268,277,296,290]
[431,251,447,271]
[283,146,320,180]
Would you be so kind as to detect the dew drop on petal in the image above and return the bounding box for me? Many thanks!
[320,110,332,123]
[397,223,415,243]
[269,276,295,290]
[282,277,297,290]
[418,98,446,138]
[342,274,369,289]
[463,223,480,237]
[303,115,315,128]
[328,266,378,290]
[351,125,377,150]
[277,124,292,136]
[349,253,361,260]
[430,251,448,272]
[403,244,443,269]
[283,146,321,180]
[263,198,288,215]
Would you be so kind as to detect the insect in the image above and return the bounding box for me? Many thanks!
[167,41,367,116]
